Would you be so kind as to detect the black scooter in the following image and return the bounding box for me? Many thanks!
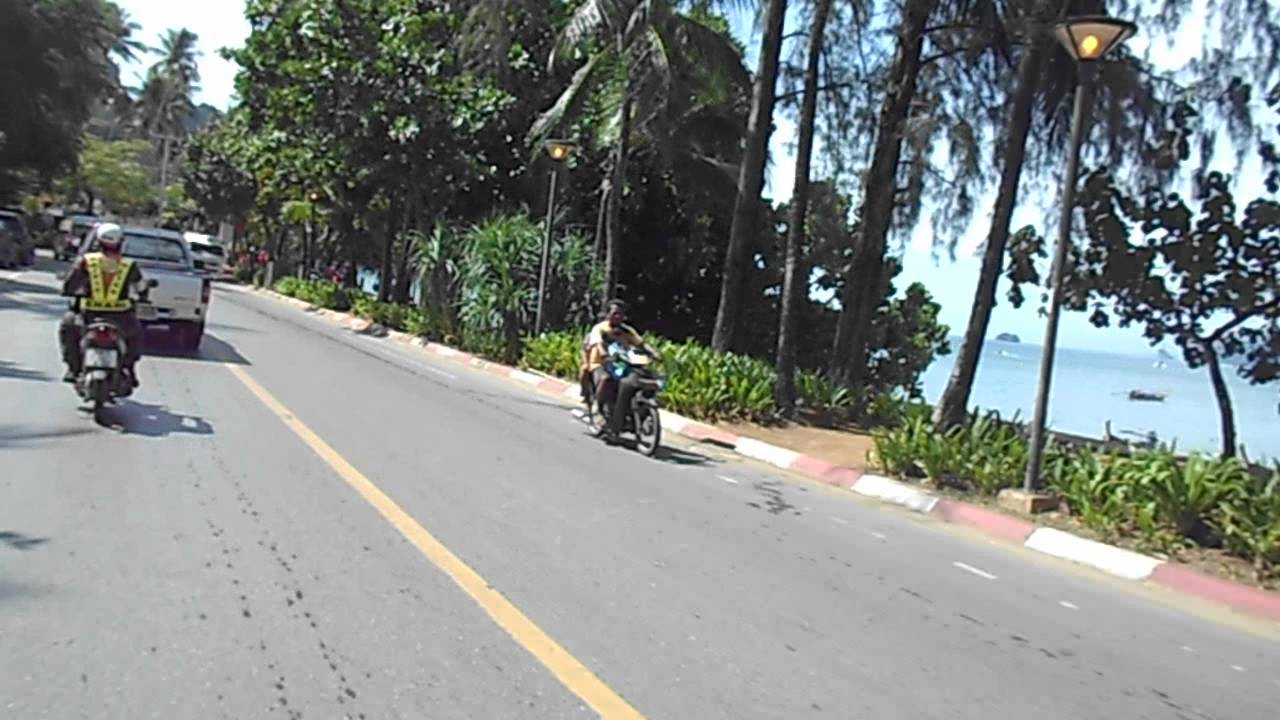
[583,344,666,456]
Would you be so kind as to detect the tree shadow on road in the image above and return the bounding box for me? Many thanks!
[0,359,51,382]
[0,424,95,449]
[0,530,50,551]
[99,401,215,437]
[0,279,67,318]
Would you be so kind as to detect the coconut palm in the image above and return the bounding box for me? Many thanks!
[531,0,751,301]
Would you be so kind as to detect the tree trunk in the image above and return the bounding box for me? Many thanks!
[378,216,394,303]
[393,226,414,304]
[710,0,789,352]
[1204,342,1238,458]
[603,68,636,302]
[932,30,1048,429]
[776,0,831,412]
[829,0,935,387]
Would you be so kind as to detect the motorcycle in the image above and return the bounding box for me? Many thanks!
[71,279,157,422]
[76,318,133,422]
[583,342,666,456]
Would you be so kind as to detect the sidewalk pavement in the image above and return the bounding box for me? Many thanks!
[231,284,1280,625]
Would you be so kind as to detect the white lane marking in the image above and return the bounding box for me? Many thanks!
[1181,645,1195,653]
[1231,665,1246,673]
[1059,601,1079,610]
[952,562,998,580]
[717,475,739,485]
[867,530,887,540]
[829,517,850,526]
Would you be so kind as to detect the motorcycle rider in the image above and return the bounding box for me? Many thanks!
[58,223,147,386]
[581,299,661,442]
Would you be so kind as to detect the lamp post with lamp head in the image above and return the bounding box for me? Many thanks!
[1021,15,1137,498]
[536,139,577,335]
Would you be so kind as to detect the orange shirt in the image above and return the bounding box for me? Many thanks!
[582,320,644,372]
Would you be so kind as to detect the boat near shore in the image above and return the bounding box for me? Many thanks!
[1128,389,1167,402]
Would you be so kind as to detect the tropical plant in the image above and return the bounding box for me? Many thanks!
[1071,169,1280,458]
[534,0,751,299]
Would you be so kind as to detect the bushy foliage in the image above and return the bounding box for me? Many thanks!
[521,329,858,423]
[872,411,1280,579]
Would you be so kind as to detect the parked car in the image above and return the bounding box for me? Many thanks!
[0,210,34,266]
[79,226,212,351]
[55,214,101,261]
[183,232,231,278]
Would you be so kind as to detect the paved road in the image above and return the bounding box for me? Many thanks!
[3,253,1278,720]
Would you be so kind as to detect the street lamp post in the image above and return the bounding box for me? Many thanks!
[535,139,576,336]
[1023,16,1137,493]
[307,191,321,278]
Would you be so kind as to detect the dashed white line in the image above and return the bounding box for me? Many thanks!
[717,475,739,485]
[829,517,849,526]
[1059,601,1079,610]
[952,562,998,580]
[867,530,887,540]
[1231,665,1246,673]
[1181,645,1195,653]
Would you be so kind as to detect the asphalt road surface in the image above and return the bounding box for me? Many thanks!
[3,253,1278,720]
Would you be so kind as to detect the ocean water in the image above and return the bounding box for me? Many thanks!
[920,339,1280,462]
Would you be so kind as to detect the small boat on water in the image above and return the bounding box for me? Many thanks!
[1128,389,1167,402]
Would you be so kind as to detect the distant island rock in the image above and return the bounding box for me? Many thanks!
[995,333,1021,343]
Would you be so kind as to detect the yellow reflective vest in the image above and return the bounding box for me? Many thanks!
[81,253,136,313]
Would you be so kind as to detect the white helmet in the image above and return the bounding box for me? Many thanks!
[96,223,124,252]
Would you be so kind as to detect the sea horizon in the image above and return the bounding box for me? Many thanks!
[921,336,1279,462]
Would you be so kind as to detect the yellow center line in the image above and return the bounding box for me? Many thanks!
[225,363,645,719]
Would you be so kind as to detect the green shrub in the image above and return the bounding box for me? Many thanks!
[870,416,933,478]
[1215,469,1280,580]
[1047,448,1133,539]
[796,371,853,414]
[655,339,776,422]
[273,276,303,297]
[521,330,583,380]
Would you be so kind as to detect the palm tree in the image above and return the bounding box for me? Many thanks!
[710,0,788,352]
[532,0,750,301]
[135,29,200,138]
[775,0,833,412]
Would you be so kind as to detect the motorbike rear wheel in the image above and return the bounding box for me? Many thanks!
[90,380,108,423]
[634,404,661,457]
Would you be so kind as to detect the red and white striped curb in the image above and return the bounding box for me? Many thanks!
[235,285,1280,624]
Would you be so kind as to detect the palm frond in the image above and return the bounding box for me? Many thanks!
[528,52,608,146]
[551,0,633,70]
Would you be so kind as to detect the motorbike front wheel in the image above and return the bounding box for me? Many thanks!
[633,403,661,456]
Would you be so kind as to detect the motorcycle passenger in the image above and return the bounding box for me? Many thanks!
[58,223,146,385]
[581,299,660,442]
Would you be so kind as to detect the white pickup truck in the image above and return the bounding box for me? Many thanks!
[79,226,211,351]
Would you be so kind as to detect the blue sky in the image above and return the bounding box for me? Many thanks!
[115,0,1263,356]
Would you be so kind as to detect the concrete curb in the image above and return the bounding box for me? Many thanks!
[231,284,1280,624]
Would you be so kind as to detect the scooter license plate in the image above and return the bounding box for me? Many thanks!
[84,348,119,369]
[137,305,157,320]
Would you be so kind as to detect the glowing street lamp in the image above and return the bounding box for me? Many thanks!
[535,140,578,335]
[1023,15,1137,495]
